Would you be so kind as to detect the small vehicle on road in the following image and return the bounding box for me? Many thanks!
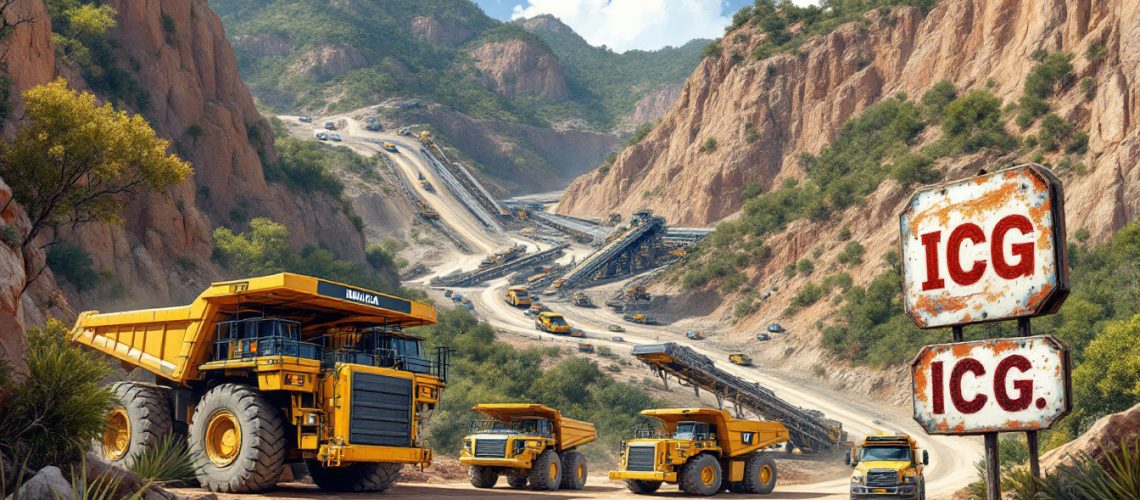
[443,289,453,298]
[383,142,398,152]
[535,312,572,335]
[329,133,342,142]
[570,328,585,338]
[767,323,785,333]
[572,293,593,307]
[298,115,313,123]
[324,121,337,130]
[608,324,625,333]
[755,333,771,341]
[314,131,328,140]
[610,336,625,343]
[729,353,753,366]
[577,343,594,354]
[504,286,532,308]
[686,331,705,340]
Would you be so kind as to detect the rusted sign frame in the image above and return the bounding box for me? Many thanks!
[897,164,1071,329]
[909,334,1072,435]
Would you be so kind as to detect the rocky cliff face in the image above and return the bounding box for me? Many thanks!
[468,38,568,100]
[621,80,684,129]
[1,0,367,338]
[559,0,1140,243]
[410,15,475,47]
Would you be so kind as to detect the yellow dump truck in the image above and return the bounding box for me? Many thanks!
[459,404,596,491]
[610,408,788,496]
[71,273,449,494]
[534,312,571,335]
[848,433,928,500]
[504,286,532,308]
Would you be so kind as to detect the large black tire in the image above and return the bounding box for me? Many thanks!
[188,384,286,493]
[469,465,499,488]
[95,382,171,467]
[559,450,587,490]
[528,449,561,491]
[741,453,778,494]
[308,461,402,492]
[679,453,722,496]
[506,474,528,489]
[625,480,661,494]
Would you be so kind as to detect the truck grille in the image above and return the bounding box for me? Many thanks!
[626,445,656,472]
[349,372,412,447]
[474,439,508,458]
[866,469,899,487]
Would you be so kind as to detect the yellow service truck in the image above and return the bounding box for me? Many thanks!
[504,286,532,308]
[459,404,596,491]
[610,408,788,496]
[848,433,928,500]
[71,273,449,494]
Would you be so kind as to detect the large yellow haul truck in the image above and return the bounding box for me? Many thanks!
[459,404,596,491]
[71,273,449,494]
[610,408,789,496]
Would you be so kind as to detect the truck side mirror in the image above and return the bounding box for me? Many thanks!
[922,450,929,466]
[844,453,851,466]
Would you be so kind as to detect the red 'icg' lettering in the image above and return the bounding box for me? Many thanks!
[919,214,1036,290]
[928,354,1038,415]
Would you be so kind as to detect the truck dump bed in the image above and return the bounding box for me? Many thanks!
[632,342,845,452]
[72,273,437,384]
[472,403,596,450]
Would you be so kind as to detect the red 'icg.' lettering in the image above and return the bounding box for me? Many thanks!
[919,214,1036,291]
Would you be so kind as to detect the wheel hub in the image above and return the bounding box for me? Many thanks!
[700,465,716,485]
[102,406,131,461]
[549,461,558,478]
[205,410,242,467]
[760,464,772,483]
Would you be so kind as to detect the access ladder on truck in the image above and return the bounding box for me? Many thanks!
[632,342,846,453]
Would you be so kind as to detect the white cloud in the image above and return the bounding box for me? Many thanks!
[510,0,732,53]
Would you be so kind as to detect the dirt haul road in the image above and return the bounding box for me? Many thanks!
[460,278,984,499]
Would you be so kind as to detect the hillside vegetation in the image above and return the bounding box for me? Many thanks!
[211,0,701,129]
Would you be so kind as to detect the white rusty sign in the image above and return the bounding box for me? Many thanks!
[899,164,1069,329]
[912,335,1071,435]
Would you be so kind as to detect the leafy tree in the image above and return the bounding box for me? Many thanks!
[1071,314,1140,428]
[46,241,100,291]
[836,241,866,265]
[0,79,190,288]
[920,79,957,121]
[937,89,1016,154]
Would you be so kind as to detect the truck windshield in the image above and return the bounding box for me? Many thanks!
[861,446,911,461]
[514,290,529,298]
[673,421,711,441]
[549,316,568,326]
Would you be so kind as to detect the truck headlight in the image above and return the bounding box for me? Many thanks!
[464,438,472,451]
[850,472,864,484]
[303,412,319,426]
[903,474,917,484]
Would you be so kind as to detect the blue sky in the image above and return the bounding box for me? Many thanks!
[473,0,758,52]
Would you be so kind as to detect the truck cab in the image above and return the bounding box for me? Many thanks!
[610,408,788,496]
[848,433,927,500]
[504,287,532,307]
[460,404,595,491]
[535,312,571,334]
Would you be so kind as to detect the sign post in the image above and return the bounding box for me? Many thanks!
[900,164,1070,498]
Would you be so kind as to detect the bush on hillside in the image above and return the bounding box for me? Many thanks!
[46,241,101,291]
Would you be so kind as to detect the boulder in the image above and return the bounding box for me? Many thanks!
[1041,402,1140,472]
[5,466,72,500]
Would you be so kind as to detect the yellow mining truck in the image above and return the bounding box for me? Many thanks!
[535,312,571,334]
[71,273,450,494]
[610,408,789,496]
[848,433,928,500]
[504,286,532,308]
[459,404,596,491]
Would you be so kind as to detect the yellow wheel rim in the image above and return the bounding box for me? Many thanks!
[700,465,716,485]
[205,410,242,467]
[577,464,584,480]
[102,407,131,461]
[549,461,558,478]
[760,464,772,484]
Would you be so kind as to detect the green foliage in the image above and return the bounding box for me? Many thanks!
[836,241,865,266]
[1017,52,1074,127]
[702,40,722,58]
[792,282,823,308]
[128,436,197,485]
[1085,43,1107,63]
[416,310,658,466]
[821,272,853,293]
[625,122,656,147]
[920,79,957,121]
[0,79,190,249]
[212,217,400,294]
[742,0,937,61]
[47,241,101,291]
[699,137,718,153]
[266,135,346,197]
[0,319,113,470]
[1038,113,1074,151]
[820,267,937,366]
[744,123,760,143]
[0,224,19,247]
[1042,438,1140,499]
[796,258,814,276]
[890,152,940,187]
[1080,77,1097,100]
[186,124,204,140]
[935,89,1017,154]
[1070,315,1140,430]
[838,227,852,241]
[46,1,150,110]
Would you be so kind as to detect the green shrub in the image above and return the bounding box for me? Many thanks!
[129,436,196,485]
[1080,77,1097,100]
[702,40,722,58]
[837,241,865,265]
[1085,43,1107,63]
[838,227,852,241]
[1038,113,1074,151]
[792,282,823,308]
[0,224,18,247]
[47,241,101,291]
[1066,132,1089,155]
[1017,52,1074,127]
[782,264,796,278]
[937,89,1016,154]
[744,123,760,143]
[0,319,113,470]
[699,137,718,153]
[920,80,957,121]
[796,258,814,276]
[821,272,853,292]
[890,153,939,187]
